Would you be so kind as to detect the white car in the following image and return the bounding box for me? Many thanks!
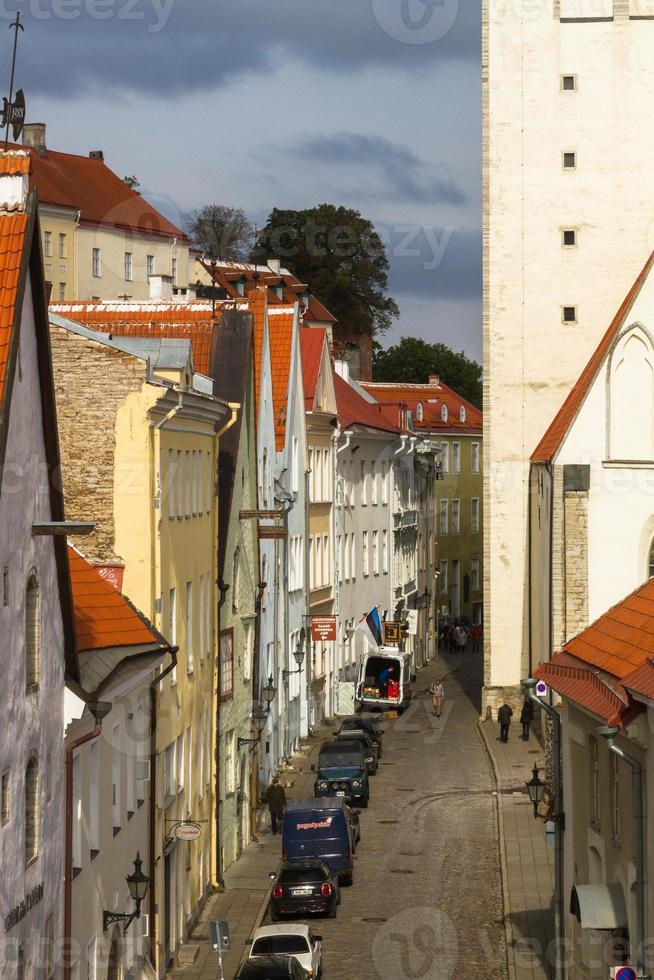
[248,924,323,978]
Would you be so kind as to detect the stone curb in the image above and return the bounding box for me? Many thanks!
[478,718,516,980]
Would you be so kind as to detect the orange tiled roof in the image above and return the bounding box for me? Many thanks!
[202,261,337,325]
[249,288,267,428]
[334,371,400,434]
[0,212,28,409]
[68,546,161,653]
[300,327,326,409]
[0,151,30,176]
[50,303,216,375]
[361,380,482,433]
[535,652,631,727]
[532,249,654,462]
[269,309,296,451]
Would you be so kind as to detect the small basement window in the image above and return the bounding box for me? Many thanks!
[562,229,577,247]
[561,75,576,91]
[563,152,577,170]
[563,306,577,323]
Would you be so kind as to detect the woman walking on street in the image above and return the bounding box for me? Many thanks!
[429,678,445,717]
[520,696,534,741]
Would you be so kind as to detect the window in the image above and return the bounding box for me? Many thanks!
[439,560,448,594]
[371,463,378,505]
[471,498,480,534]
[372,530,379,575]
[362,531,370,576]
[185,451,191,515]
[25,756,39,865]
[169,587,177,686]
[350,534,356,580]
[225,732,235,795]
[590,735,600,826]
[167,449,176,518]
[197,715,204,801]
[58,282,66,301]
[382,530,389,574]
[186,582,194,674]
[561,74,576,91]
[112,724,121,833]
[452,443,461,473]
[58,233,66,258]
[176,450,183,518]
[186,727,193,811]
[25,573,40,690]
[291,437,299,493]
[440,442,449,473]
[416,402,424,422]
[441,404,449,423]
[89,741,99,854]
[360,461,367,505]
[471,558,480,592]
[323,534,330,584]
[172,256,178,285]
[91,248,102,279]
[439,499,449,535]
[452,499,460,534]
[344,534,350,581]
[44,231,52,257]
[611,753,621,840]
[176,733,184,792]
[220,630,234,700]
[244,621,254,681]
[192,451,198,515]
[381,461,389,504]
[147,254,155,277]
[72,751,82,869]
[459,406,466,423]
[2,770,10,825]
[164,743,176,800]
[562,306,577,323]
[562,229,577,247]
[563,151,576,170]
[124,252,133,281]
[315,536,322,587]
[471,443,480,474]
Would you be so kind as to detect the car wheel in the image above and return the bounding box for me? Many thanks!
[360,797,369,809]
[337,885,342,905]
[328,899,337,918]
[342,870,354,887]
[270,905,280,922]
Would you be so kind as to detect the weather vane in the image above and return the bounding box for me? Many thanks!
[2,12,26,150]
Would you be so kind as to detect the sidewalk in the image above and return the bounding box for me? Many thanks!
[479,718,555,980]
[165,725,333,979]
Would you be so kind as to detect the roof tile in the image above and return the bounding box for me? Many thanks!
[0,211,28,409]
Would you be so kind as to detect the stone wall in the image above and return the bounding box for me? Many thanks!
[50,324,146,563]
[563,491,589,641]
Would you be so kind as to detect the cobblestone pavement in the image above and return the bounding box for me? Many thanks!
[260,650,507,980]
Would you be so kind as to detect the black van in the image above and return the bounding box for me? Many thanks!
[311,739,370,807]
[282,798,357,885]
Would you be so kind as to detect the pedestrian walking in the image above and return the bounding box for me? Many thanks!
[448,623,456,654]
[455,624,467,654]
[520,696,534,740]
[263,776,286,835]
[498,702,513,743]
[472,623,482,653]
[429,678,445,717]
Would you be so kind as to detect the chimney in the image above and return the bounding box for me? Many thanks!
[0,150,30,212]
[89,150,104,162]
[334,359,350,383]
[22,123,46,155]
[267,257,281,274]
[428,374,440,387]
[149,274,174,301]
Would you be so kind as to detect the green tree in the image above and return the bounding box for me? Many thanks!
[253,205,399,336]
[373,337,482,408]
[185,204,254,262]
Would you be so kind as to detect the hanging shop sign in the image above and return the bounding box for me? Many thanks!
[311,617,337,642]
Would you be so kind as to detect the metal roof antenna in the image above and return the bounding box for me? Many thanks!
[2,12,25,150]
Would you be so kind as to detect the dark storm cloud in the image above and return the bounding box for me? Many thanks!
[382,225,481,301]
[4,0,480,96]
[291,133,466,206]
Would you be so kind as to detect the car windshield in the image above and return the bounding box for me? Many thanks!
[279,868,324,884]
[319,749,361,767]
[252,937,310,956]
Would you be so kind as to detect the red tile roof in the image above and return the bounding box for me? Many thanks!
[249,288,267,429]
[201,261,337,324]
[50,303,216,374]
[6,141,186,240]
[0,212,28,409]
[0,151,30,176]
[68,546,162,653]
[535,653,631,727]
[360,380,482,434]
[532,249,654,462]
[334,372,401,434]
[269,309,296,451]
[300,327,326,409]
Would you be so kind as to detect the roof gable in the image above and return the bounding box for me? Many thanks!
[269,307,298,451]
[333,372,401,434]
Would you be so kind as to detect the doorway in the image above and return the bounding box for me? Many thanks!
[107,928,120,980]
[164,851,172,967]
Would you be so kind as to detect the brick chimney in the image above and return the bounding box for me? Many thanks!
[22,123,46,155]
[89,150,104,162]
[428,374,440,387]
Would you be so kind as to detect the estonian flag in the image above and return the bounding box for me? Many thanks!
[357,606,383,650]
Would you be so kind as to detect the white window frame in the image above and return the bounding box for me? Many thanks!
[372,530,379,575]
[440,442,449,473]
[439,560,448,594]
[471,497,480,534]
[439,499,449,535]
[360,461,367,505]
[44,231,52,257]
[92,247,101,278]
[452,499,460,534]
[362,531,369,576]
[471,558,480,593]
[382,530,388,574]
[452,442,461,474]
[124,251,133,281]
[147,254,155,278]
[471,442,480,474]
[186,581,194,674]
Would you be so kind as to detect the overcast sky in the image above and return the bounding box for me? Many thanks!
[7,0,481,359]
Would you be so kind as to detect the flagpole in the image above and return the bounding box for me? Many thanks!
[4,13,23,150]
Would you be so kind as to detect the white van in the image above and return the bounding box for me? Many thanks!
[355,647,413,713]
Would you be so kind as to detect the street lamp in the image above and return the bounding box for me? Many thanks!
[238,679,277,751]
[103,853,150,933]
[261,675,276,709]
[525,763,546,819]
[283,628,306,679]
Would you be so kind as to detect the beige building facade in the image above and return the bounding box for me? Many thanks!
[483,1,654,710]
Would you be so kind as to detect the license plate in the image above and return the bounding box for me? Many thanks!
[291,888,312,897]
[336,790,345,797]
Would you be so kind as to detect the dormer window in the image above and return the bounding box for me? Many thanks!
[235,277,246,297]
[441,404,449,423]
[416,403,424,422]
[460,406,466,423]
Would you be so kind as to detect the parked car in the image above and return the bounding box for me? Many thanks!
[268,860,340,920]
[235,954,310,979]
[311,739,370,807]
[336,729,378,775]
[338,714,384,757]
[247,924,323,977]
[282,798,358,885]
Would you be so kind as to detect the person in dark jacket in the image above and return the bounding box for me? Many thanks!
[264,776,287,834]
[498,702,513,743]
[520,697,534,740]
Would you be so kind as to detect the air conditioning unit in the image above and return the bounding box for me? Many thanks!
[136,760,151,782]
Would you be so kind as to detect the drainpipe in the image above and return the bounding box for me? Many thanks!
[597,726,647,978]
[304,465,312,729]
[215,578,229,889]
[64,701,113,980]
[149,649,178,970]
[522,678,564,980]
[251,579,266,841]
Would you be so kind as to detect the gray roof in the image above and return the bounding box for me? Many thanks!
[49,313,192,371]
